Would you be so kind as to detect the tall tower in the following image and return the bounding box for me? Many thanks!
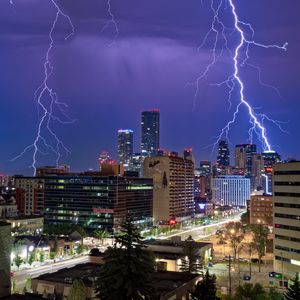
[217,140,230,166]
[117,129,133,169]
[235,144,257,191]
[141,110,160,156]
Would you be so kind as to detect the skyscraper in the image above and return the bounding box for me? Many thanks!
[235,144,257,191]
[262,150,281,167]
[117,129,133,169]
[141,110,160,156]
[217,140,230,166]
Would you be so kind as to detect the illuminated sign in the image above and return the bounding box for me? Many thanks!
[93,208,114,213]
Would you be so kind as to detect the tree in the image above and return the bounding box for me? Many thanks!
[251,224,269,272]
[95,217,155,300]
[39,251,45,263]
[28,252,35,266]
[68,278,86,300]
[76,244,83,255]
[223,222,245,265]
[53,236,59,255]
[234,283,266,300]
[241,212,249,225]
[180,235,203,274]
[284,273,300,300]
[14,255,23,269]
[268,288,283,300]
[190,270,220,300]
[93,229,110,245]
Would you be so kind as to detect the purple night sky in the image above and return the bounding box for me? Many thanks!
[1,0,300,175]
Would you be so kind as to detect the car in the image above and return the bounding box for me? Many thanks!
[251,258,263,264]
[208,262,214,267]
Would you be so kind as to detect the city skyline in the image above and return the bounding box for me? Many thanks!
[1,0,300,175]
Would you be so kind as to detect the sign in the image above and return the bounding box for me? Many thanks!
[92,208,114,213]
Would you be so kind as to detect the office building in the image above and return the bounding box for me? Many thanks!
[183,148,194,162]
[199,161,211,176]
[0,221,11,298]
[128,152,146,176]
[217,140,230,167]
[117,129,133,170]
[252,153,265,191]
[249,194,273,226]
[98,151,114,167]
[141,110,160,156]
[263,150,281,167]
[14,176,45,216]
[43,173,153,233]
[211,175,250,207]
[144,155,194,223]
[273,162,300,277]
[36,165,70,177]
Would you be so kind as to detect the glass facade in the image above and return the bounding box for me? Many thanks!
[44,175,153,233]
[141,110,160,156]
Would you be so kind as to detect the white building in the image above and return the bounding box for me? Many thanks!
[211,176,250,207]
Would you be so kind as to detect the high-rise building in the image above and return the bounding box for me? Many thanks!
[263,150,281,167]
[235,144,257,191]
[128,153,146,176]
[252,153,264,191]
[117,129,133,170]
[144,155,194,223]
[211,175,250,207]
[183,148,194,162]
[273,162,300,277]
[98,151,114,166]
[217,140,230,167]
[199,161,211,176]
[14,176,45,216]
[43,173,153,233]
[141,110,160,156]
[0,222,11,298]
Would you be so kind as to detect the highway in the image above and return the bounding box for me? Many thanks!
[13,255,89,290]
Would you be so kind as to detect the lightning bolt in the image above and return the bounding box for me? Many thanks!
[101,0,119,46]
[194,0,287,152]
[11,0,75,175]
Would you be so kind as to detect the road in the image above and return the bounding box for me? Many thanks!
[158,214,242,241]
[13,255,89,290]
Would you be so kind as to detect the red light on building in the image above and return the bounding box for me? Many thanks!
[168,219,177,225]
[265,167,273,173]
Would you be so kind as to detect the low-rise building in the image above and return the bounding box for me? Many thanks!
[31,263,201,300]
[8,215,43,235]
[144,237,212,272]
[0,194,18,219]
[250,194,273,225]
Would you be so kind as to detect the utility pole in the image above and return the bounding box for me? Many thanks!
[229,255,232,297]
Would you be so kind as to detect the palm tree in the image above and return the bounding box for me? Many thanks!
[95,217,155,300]
[93,229,110,245]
